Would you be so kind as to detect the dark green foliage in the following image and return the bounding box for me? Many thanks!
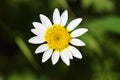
[0,0,120,80]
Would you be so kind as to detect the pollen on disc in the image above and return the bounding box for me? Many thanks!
[45,24,71,52]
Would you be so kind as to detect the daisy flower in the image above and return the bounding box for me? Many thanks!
[28,8,88,66]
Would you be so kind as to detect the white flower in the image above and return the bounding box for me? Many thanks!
[28,8,88,66]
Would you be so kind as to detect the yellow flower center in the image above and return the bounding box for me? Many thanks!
[45,24,71,52]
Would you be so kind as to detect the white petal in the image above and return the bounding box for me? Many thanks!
[32,22,46,29]
[31,28,46,36]
[67,18,82,31]
[51,51,60,65]
[42,49,53,63]
[28,36,45,44]
[63,49,73,59]
[68,46,82,59]
[60,10,68,26]
[35,44,48,54]
[53,8,60,24]
[70,38,85,46]
[60,52,70,66]
[40,14,52,28]
[71,28,88,37]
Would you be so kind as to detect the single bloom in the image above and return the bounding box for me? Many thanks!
[28,8,88,66]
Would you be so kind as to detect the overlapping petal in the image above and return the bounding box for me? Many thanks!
[32,22,46,29]
[35,44,48,54]
[68,46,82,59]
[51,51,60,65]
[42,49,53,63]
[70,38,86,46]
[67,18,82,31]
[40,14,52,28]
[71,28,88,37]
[60,10,68,26]
[28,36,45,44]
[63,49,73,59]
[31,28,45,36]
[60,52,70,66]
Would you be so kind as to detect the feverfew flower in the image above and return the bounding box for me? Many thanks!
[28,8,88,66]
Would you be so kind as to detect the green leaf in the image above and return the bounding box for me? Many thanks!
[88,16,120,34]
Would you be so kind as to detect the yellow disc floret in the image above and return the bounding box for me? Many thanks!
[45,24,71,52]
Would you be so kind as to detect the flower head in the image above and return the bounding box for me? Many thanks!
[28,8,88,66]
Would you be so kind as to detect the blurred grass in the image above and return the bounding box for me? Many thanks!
[0,0,120,80]
[15,37,40,70]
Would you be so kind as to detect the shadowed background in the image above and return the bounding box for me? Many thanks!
[0,0,120,80]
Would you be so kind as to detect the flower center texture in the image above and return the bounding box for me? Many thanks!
[45,24,71,52]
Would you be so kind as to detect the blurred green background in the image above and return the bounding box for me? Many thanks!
[0,0,120,80]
